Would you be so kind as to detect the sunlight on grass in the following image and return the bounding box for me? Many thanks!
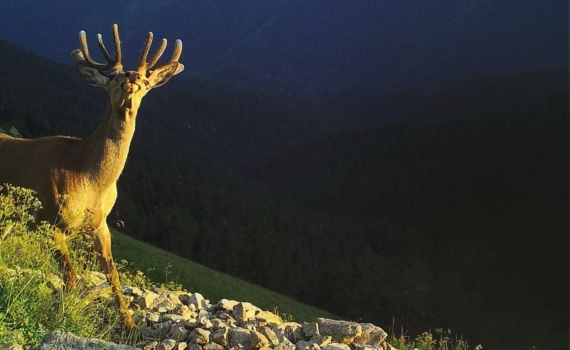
[0,185,133,346]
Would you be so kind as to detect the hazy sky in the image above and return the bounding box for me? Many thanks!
[0,0,566,91]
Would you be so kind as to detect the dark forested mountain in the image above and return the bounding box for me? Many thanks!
[0,40,567,349]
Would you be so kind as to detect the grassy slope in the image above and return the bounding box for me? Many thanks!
[111,230,338,323]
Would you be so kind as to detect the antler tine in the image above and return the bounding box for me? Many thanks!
[146,38,168,70]
[138,32,154,73]
[170,39,183,63]
[96,34,113,64]
[78,24,121,71]
[112,24,122,67]
[137,31,182,74]
[79,30,102,69]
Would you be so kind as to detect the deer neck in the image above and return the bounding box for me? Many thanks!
[82,102,139,188]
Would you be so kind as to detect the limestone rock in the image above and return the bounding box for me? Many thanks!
[189,328,211,345]
[212,328,229,346]
[38,331,140,350]
[228,328,251,349]
[157,339,177,350]
[169,326,189,342]
[273,338,296,350]
[233,302,261,325]
[354,324,387,346]
[255,310,283,327]
[216,298,240,312]
[180,293,210,310]
[142,341,158,350]
[258,326,280,346]
[322,343,351,350]
[146,312,161,323]
[153,298,177,313]
[249,330,269,350]
[275,322,305,343]
[211,317,228,330]
[163,314,187,323]
[137,290,160,309]
[309,335,332,348]
[174,342,188,350]
[295,340,312,350]
[198,316,214,329]
[302,322,319,337]
[317,319,362,344]
[204,343,224,350]
[173,304,196,320]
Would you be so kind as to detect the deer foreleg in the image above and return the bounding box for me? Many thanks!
[53,229,77,291]
[93,223,135,328]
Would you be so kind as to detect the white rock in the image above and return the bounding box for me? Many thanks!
[138,290,160,308]
[317,319,362,344]
[273,338,296,350]
[249,330,269,350]
[189,328,210,345]
[233,302,261,325]
[163,314,186,323]
[302,322,319,337]
[204,343,224,350]
[169,326,189,342]
[309,335,332,348]
[255,311,283,327]
[184,293,209,310]
[157,339,177,350]
[212,328,228,346]
[258,326,280,346]
[354,324,387,346]
[275,322,304,343]
[322,343,351,350]
[228,327,251,349]
[216,299,240,311]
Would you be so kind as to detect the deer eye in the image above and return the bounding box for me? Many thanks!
[108,73,117,80]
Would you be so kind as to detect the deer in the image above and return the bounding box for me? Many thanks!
[0,24,184,328]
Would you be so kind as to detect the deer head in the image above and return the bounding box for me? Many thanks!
[71,24,184,112]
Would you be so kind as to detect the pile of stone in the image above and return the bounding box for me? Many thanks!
[119,286,397,350]
[33,275,397,350]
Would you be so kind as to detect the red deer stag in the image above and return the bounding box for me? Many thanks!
[0,24,184,327]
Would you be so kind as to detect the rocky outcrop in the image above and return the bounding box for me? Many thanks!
[35,284,397,350]
[125,287,396,350]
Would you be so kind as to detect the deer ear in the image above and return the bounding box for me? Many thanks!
[147,62,183,89]
[71,49,109,87]
[76,65,109,87]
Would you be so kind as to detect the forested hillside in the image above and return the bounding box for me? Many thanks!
[239,76,568,347]
[0,40,567,349]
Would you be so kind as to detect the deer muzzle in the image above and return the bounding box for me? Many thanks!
[121,83,140,93]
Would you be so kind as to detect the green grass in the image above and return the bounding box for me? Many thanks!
[389,328,483,350]
[112,230,338,322]
[0,185,131,347]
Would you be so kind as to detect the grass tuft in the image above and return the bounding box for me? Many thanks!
[388,327,482,350]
